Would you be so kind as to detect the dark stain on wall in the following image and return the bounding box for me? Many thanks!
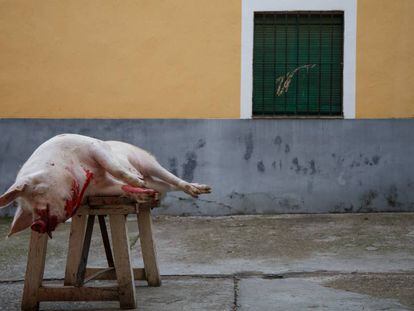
[333,202,346,213]
[271,160,283,170]
[196,138,206,149]
[168,157,178,176]
[358,190,378,212]
[278,197,303,210]
[244,132,254,161]
[274,136,282,146]
[350,160,361,168]
[349,154,381,168]
[309,160,317,175]
[362,155,381,166]
[182,151,197,182]
[291,157,318,175]
[292,157,302,173]
[386,185,401,207]
[364,158,372,166]
[372,155,381,165]
[285,144,290,153]
[344,204,354,213]
[334,203,355,213]
[257,161,265,173]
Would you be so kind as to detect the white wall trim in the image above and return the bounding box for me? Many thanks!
[240,0,357,119]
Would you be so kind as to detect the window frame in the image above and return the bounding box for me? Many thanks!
[241,0,357,119]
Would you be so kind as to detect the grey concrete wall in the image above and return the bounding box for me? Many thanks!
[0,119,413,216]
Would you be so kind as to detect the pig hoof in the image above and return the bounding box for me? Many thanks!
[182,184,202,198]
[190,183,211,194]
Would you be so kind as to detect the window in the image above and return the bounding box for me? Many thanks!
[252,12,344,117]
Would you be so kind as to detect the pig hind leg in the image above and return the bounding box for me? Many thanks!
[91,143,146,188]
[137,157,211,198]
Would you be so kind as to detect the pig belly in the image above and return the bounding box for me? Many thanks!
[88,178,125,196]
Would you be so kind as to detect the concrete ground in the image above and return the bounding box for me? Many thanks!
[0,213,414,310]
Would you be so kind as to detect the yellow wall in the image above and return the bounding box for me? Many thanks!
[356,0,414,118]
[0,0,241,118]
[0,0,413,119]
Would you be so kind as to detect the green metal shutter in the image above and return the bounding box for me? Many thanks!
[253,12,344,117]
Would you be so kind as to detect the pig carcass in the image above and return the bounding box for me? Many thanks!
[0,134,211,237]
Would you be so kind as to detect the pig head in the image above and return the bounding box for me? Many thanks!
[0,161,95,238]
[0,134,211,237]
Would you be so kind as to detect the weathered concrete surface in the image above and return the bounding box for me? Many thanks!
[324,273,414,310]
[1,213,414,280]
[1,119,414,216]
[238,277,412,310]
[1,213,414,310]
[0,278,234,310]
[1,275,414,311]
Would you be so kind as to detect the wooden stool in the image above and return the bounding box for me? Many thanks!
[21,196,161,310]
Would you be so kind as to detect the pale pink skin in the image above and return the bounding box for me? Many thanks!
[0,134,211,237]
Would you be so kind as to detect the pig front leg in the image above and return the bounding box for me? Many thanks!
[91,143,146,188]
[89,180,159,202]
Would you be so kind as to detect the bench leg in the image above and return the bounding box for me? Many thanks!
[21,231,48,311]
[98,215,115,267]
[109,214,136,309]
[75,215,96,287]
[137,205,161,287]
[64,214,87,286]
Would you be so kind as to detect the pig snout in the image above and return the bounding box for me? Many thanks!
[31,216,58,238]
[32,205,59,238]
[31,219,47,233]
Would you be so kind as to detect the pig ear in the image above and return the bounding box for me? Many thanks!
[8,206,32,237]
[0,182,26,208]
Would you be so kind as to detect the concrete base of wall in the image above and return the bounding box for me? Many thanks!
[0,119,413,216]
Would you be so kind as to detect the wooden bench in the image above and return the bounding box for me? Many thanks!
[21,196,161,310]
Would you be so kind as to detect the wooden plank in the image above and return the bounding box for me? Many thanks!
[83,267,114,284]
[85,267,146,281]
[77,199,160,215]
[75,215,95,287]
[109,214,137,309]
[64,214,87,286]
[88,196,137,206]
[77,205,138,215]
[88,195,160,206]
[98,215,115,267]
[38,285,119,301]
[137,205,161,287]
[21,231,48,311]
